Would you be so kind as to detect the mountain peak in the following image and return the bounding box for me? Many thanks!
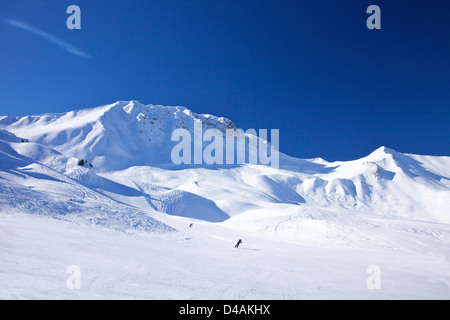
[0,101,245,170]
[379,146,397,154]
[364,146,397,162]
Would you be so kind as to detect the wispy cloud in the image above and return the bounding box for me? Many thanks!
[3,18,89,58]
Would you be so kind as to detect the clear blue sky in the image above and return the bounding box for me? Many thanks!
[0,0,449,161]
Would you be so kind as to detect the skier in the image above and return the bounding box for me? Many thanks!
[189,223,193,228]
[235,239,243,248]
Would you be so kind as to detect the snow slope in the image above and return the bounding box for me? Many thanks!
[2,211,450,299]
[0,129,172,233]
[1,101,450,299]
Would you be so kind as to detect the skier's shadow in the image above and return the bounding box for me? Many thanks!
[238,248,261,251]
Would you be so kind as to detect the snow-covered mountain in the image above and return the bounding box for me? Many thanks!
[1,100,450,299]
[1,100,241,170]
[1,100,449,225]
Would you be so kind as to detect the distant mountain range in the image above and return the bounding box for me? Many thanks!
[1,100,449,235]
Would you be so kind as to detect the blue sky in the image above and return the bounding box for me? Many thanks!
[0,0,449,161]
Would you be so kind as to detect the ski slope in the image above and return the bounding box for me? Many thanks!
[2,210,450,299]
[1,101,450,299]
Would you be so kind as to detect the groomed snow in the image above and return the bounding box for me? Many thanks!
[1,210,450,299]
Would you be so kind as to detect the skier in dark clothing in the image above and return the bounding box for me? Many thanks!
[235,239,243,248]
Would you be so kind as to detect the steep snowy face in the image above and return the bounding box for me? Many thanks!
[1,101,242,171]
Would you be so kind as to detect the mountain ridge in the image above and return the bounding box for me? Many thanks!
[1,100,449,232]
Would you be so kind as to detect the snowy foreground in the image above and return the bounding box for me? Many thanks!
[2,209,450,300]
[1,100,450,299]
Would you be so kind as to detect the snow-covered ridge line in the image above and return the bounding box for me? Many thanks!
[1,100,449,231]
[0,100,252,170]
